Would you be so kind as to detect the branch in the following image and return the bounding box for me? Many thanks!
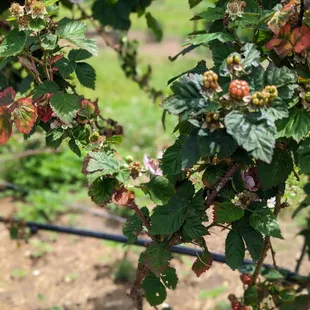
[205,163,240,209]
[298,0,305,27]
[269,240,278,270]
[295,237,307,274]
[252,191,282,284]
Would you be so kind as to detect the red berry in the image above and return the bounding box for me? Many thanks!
[240,273,253,285]
[229,80,250,100]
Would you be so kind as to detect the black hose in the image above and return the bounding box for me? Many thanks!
[0,216,306,283]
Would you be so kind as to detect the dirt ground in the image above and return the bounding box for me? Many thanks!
[0,197,309,310]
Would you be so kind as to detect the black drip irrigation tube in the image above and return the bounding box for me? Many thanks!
[0,216,307,284]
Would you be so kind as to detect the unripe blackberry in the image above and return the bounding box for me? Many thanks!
[264,85,278,102]
[305,91,310,102]
[203,70,219,90]
[251,91,269,107]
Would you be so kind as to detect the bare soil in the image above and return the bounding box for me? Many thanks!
[0,197,309,310]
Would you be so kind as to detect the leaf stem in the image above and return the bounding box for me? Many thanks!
[251,191,282,284]
[205,163,240,209]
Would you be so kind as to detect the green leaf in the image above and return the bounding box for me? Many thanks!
[225,111,276,163]
[68,139,81,157]
[145,12,163,41]
[277,108,310,142]
[0,29,27,57]
[140,243,171,276]
[250,207,283,239]
[215,202,244,223]
[244,286,259,307]
[198,129,238,158]
[298,137,310,174]
[82,150,120,184]
[33,81,59,100]
[192,249,213,277]
[182,215,206,241]
[197,7,225,22]
[161,267,178,289]
[57,18,98,55]
[202,164,226,188]
[261,268,284,280]
[225,230,245,270]
[29,18,46,32]
[257,148,293,189]
[142,176,175,204]
[151,196,188,235]
[123,207,149,244]
[75,62,96,89]
[185,32,234,46]
[239,226,264,261]
[161,135,201,175]
[261,99,289,121]
[242,43,261,70]
[88,177,118,205]
[68,49,92,62]
[41,33,58,50]
[55,58,77,78]
[163,74,218,119]
[50,92,80,123]
[142,272,167,306]
[189,0,202,8]
[210,41,235,68]
[265,65,298,88]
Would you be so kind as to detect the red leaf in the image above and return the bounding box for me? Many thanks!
[36,93,53,123]
[11,97,37,134]
[112,187,135,207]
[267,0,297,34]
[192,250,213,277]
[0,107,12,144]
[0,87,16,107]
[291,25,310,54]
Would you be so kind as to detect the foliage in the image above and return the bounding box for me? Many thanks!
[1,0,310,309]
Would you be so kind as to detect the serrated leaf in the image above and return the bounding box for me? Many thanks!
[41,33,58,50]
[161,266,178,289]
[55,58,77,78]
[225,111,276,163]
[75,62,96,89]
[46,128,63,149]
[192,249,213,277]
[140,243,171,276]
[242,43,261,69]
[29,18,46,32]
[57,18,98,55]
[145,12,163,41]
[142,176,175,204]
[277,108,310,142]
[161,135,201,175]
[151,196,188,235]
[189,0,202,8]
[68,138,81,157]
[203,164,226,188]
[82,150,120,184]
[50,92,80,123]
[261,268,284,280]
[88,177,118,205]
[265,65,298,87]
[244,286,259,306]
[123,207,149,244]
[257,148,293,189]
[250,207,283,239]
[0,29,27,57]
[0,87,16,107]
[185,32,234,46]
[0,107,12,144]
[197,7,225,22]
[215,202,244,223]
[68,49,92,61]
[225,230,245,270]
[239,226,264,261]
[142,272,167,306]
[210,41,235,68]
[298,137,310,174]
[182,215,206,241]
[33,81,59,100]
[12,98,37,134]
[261,99,289,121]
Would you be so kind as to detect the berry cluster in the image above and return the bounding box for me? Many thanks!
[205,112,221,130]
[240,273,253,285]
[203,70,219,90]
[229,80,250,100]
[226,54,241,66]
[251,85,278,107]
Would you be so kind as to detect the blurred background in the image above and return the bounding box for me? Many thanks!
[0,1,309,309]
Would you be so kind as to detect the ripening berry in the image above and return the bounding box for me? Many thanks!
[9,3,24,17]
[233,55,241,64]
[229,80,250,100]
[231,302,242,310]
[251,91,269,107]
[240,273,253,285]
[212,113,220,121]
[226,56,234,65]
[203,70,219,90]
